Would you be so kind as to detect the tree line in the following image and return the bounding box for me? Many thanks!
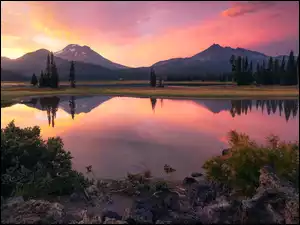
[31,53,76,88]
[229,51,299,86]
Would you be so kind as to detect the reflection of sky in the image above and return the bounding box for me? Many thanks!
[1,97,299,181]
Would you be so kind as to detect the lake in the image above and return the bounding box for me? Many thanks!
[1,96,299,181]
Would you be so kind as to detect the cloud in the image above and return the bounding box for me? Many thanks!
[222,1,277,17]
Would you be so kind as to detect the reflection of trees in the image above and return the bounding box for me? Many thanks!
[150,97,157,113]
[39,97,60,127]
[231,100,299,122]
[69,96,76,120]
[160,99,164,109]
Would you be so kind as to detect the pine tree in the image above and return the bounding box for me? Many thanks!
[39,71,44,87]
[50,52,59,88]
[229,55,236,82]
[280,56,286,85]
[69,61,76,88]
[244,57,249,72]
[286,50,296,85]
[255,62,260,84]
[150,67,156,87]
[241,57,245,72]
[273,58,280,84]
[31,73,38,86]
[46,53,51,87]
[267,57,274,85]
[249,61,253,74]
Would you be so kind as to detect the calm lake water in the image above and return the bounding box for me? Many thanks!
[1,96,299,180]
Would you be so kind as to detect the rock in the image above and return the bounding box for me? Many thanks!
[155,219,172,224]
[69,192,85,202]
[191,172,203,178]
[1,199,65,224]
[101,209,122,221]
[86,185,99,196]
[197,199,242,224]
[129,207,153,224]
[183,177,197,186]
[222,148,231,156]
[104,218,128,224]
[4,196,24,208]
[163,191,180,211]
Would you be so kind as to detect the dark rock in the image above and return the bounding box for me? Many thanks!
[183,177,197,186]
[1,199,65,224]
[4,196,24,208]
[101,209,122,221]
[191,172,203,178]
[69,192,84,202]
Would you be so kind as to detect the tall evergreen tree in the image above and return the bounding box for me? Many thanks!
[150,67,156,87]
[39,71,44,87]
[46,53,51,87]
[286,50,297,85]
[50,52,59,88]
[249,61,253,74]
[229,55,236,82]
[31,73,38,86]
[241,57,245,72]
[273,58,280,84]
[255,62,260,84]
[69,61,76,88]
[244,57,249,72]
[280,56,286,85]
[267,57,274,85]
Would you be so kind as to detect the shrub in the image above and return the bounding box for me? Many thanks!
[1,121,90,198]
[203,130,299,196]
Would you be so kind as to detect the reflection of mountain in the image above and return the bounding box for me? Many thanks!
[59,96,112,114]
[193,100,232,113]
[23,95,112,114]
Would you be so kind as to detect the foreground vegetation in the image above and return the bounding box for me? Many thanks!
[203,130,299,196]
[1,85,298,107]
[1,121,90,199]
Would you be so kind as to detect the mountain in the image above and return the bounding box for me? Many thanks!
[54,44,128,70]
[152,44,287,79]
[1,68,27,81]
[1,49,122,81]
[1,43,291,82]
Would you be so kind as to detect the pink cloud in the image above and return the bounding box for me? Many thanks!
[222,1,277,17]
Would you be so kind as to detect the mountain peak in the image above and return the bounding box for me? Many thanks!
[54,44,129,69]
[210,43,222,48]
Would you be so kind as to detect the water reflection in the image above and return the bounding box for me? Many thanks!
[231,100,299,122]
[1,96,298,180]
[17,96,300,127]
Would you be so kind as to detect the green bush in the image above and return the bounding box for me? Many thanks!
[203,130,299,196]
[1,121,90,198]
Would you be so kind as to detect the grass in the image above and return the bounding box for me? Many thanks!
[1,85,298,106]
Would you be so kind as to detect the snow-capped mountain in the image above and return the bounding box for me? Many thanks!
[54,44,128,70]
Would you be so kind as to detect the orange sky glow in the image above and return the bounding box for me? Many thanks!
[1,1,299,67]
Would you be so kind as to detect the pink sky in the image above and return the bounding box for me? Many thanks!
[1,1,299,67]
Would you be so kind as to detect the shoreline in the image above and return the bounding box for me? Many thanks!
[1,86,299,107]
